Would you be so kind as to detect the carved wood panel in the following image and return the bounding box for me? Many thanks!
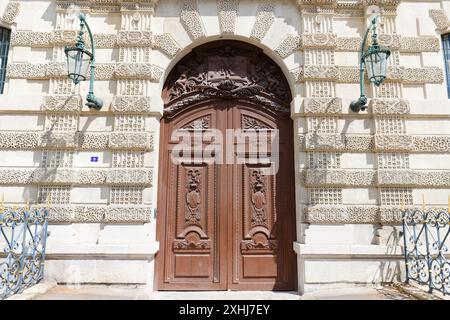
[156,41,296,291]
[162,40,291,120]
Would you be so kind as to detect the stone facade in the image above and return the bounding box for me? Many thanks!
[0,0,449,294]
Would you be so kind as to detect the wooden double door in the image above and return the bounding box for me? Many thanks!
[156,100,297,291]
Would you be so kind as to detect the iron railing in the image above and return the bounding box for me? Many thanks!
[0,205,49,299]
[402,207,450,295]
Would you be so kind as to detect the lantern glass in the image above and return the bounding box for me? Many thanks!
[64,47,93,85]
[364,49,390,86]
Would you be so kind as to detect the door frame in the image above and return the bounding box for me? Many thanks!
[154,40,297,291]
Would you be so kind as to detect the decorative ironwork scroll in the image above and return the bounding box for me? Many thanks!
[0,205,49,299]
[163,41,291,119]
[402,208,450,295]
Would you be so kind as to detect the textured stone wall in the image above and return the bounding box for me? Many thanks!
[0,0,449,289]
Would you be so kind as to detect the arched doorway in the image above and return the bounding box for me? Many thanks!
[155,40,297,291]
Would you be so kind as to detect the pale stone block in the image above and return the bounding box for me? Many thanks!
[425,84,447,100]
[144,151,155,167]
[73,151,111,168]
[295,186,308,205]
[400,52,422,68]
[334,17,363,37]
[338,119,373,135]
[412,189,450,205]
[149,49,171,70]
[342,188,378,205]
[409,99,450,115]
[142,187,153,205]
[409,154,450,170]
[71,187,109,205]
[353,224,378,245]
[45,259,155,284]
[0,150,40,167]
[30,48,52,63]
[303,225,354,245]
[294,117,307,133]
[12,46,30,63]
[336,84,361,105]
[297,152,307,169]
[403,84,425,99]
[6,80,39,94]
[97,224,153,244]
[0,95,42,111]
[80,80,116,100]
[406,119,450,135]
[95,48,119,64]
[0,186,38,204]
[422,52,444,68]
[262,20,294,50]
[47,224,101,245]
[163,17,192,49]
[283,52,302,71]
[235,3,256,38]
[78,115,112,132]
[197,0,220,37]
[302,259,404,285]
[84,14,120,34]
[334,52,359,67]
[0,114,44,131]
[340,153,375,169]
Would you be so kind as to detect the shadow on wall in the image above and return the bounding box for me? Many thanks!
[21,95,99,205]
[368,225,404,284]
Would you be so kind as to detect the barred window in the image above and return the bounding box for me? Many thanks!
[0,27,11,94]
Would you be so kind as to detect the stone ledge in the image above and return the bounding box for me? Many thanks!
[0,131,155,151]
[290,65,443,84]
[0,168,153,186]
[302,169,450,188]
[276,33,439,58]
[46,243,159,258]
[303,205,413,224]
[10,30,180,57]
[293,243,404,258]
[300,134,450,153]
[6,279,57,300]
[6,62,164,81]
[40,205,153,223]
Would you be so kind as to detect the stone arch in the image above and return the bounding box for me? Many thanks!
[160,39,294,120]
[152,0,301,115]
[155,35,299,116]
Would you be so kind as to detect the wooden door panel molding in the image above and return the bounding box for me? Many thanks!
[156,40,296,291]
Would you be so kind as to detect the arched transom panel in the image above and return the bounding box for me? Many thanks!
[162,40,292,119]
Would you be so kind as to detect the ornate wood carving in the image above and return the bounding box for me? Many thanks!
[163,41,291,119]
[182,116,211,130]
[250,170,267,226]
[185,169,201,224]
[242,115,271,130]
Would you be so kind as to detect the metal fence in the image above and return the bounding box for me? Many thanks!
[402,207,450,295]
[0,205,49,299]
